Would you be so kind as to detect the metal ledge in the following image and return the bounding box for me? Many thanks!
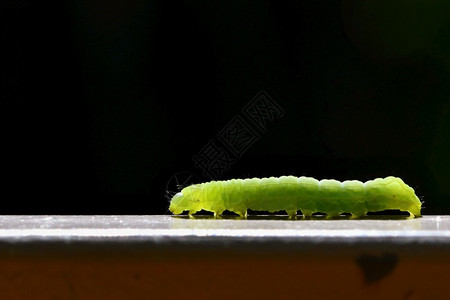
[0,215,449,299]
[0,215,448,256]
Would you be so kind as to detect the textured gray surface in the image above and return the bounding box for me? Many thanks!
[0,215,449,255]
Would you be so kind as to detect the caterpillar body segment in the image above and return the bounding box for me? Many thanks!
[169,176,422,218]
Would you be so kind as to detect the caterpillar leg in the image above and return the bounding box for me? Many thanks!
[286,210,297,219]
[235,210,248,219]
[350,211,367,219]
[229,206,248,219]
[188,209,198,219]
[326,211,341,219]
[213,211,223,219]
[301,209,313,218]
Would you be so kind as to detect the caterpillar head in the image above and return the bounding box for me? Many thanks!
[169,192,188,214]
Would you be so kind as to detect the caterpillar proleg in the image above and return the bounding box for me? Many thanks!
[169,176,422,218]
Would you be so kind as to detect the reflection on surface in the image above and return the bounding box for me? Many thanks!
[170,212,423,232]
[172,213,414,221]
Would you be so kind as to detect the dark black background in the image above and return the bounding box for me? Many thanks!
[1,0,450,214]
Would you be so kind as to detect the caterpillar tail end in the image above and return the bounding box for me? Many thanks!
[408,207,422,218]
[407,195,422,218]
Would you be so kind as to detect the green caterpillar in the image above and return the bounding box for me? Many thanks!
[169,176,422,218]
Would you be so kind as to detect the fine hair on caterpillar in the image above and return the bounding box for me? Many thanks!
[164,171,201,200]
[169,176,422,218]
